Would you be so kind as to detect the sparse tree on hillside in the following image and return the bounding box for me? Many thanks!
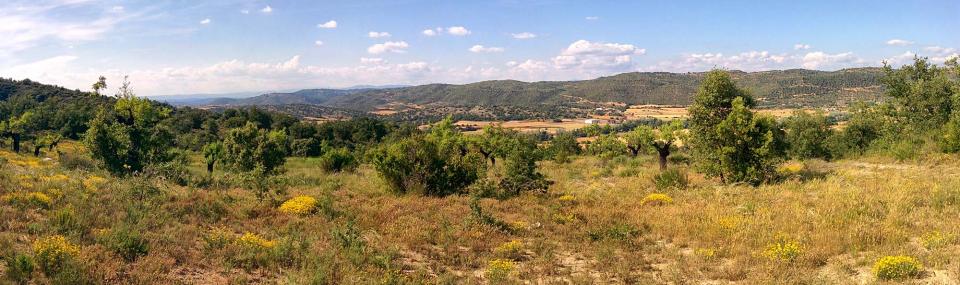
[0,111,35,153]
[92,76,107,96]
[548,131,580,163]
[783,110,833,160]
[221,122,289,175]
[689,70,755,182]
[882,57,956,130]
[201,142,224,174]
[83,78,174,175]
[714,97,785,185]
[625,120,686,170]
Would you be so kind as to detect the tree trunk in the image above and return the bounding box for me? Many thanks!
[12,134,20,153]
[34,146,41,157]
[207,162,215,174]
[627,146,640,157]
[656,146,669,170]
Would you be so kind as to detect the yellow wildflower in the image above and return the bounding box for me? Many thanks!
[278,195,318,215]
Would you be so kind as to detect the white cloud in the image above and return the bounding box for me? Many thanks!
[468,45,504,53]
[886,39,913,46]
[794,44,811,50]
[110,6,124,13]
[0,1,133,56]
[200,18,211,25]
[240,9,250,14]
[2,55,78,80]
[551,40,645,72]
[511,32,536,39]
[368,31,391,38]
[360,57,384,64]
[923,46,957,54]
[314,40,324,46]
[260,5,273,13]
[422,29,437,36]
[801,51,861,69]
[585,16,599,20]
[317,20,337,29]
[446,26,471,36]
[367,41,408,54]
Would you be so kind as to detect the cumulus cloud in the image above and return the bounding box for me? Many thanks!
[585,16,599,20]
[368,31,390,38]
[200,18,211,25]
[240,9,250,14]
[421,29,438,36]
[360,57,384,64]
[314,40,324,46]
[317,20,337,29]
[260,5,273,13]
[446,26,471,36]
[468,45,504,53]
[511,32,536,39]
[794,44,811,50]
[801,51,861,69]
[551,40,645,71]
[367,41,408,54]
[886,39,913,46]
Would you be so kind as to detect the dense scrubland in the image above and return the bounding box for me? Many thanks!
[1,58,960,284]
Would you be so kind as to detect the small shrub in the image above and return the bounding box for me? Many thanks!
[33,235,81,275]
[762,239,802,262]
[641,193,673,206]
[99,226,149,262]
[873,255,922,280]
[552,212,576,224]
[485,259,515,282]
[3,192,53,209]
[3,253,35,284]
[776,162,806,178]
[695,248,718,260]
[278,195,318,215]
[558,194,576,204]
[82,176,108,191]
[494,240,525,260]
[202,227,233,251]
[652,168,688,190]
[318,148,358,173]
[920,231,953,249]
[238,232,276,249]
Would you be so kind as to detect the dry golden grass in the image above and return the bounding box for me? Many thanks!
[1,146,959,284]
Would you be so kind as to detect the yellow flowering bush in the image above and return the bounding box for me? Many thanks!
[3,191,53,209]
[762,239,802,262]
[558,194,577,203]
[486,259,515,281]
[278,195,318,215]
[552,212,576,224]
[510,221,530,232]
[33,235,81,274]
[873,255,922,280]
[641,193,673,206]
[777,162,805,177]
[494,240,525,260]
[43,174,71,183]
[921,231,953,249]
[696,247,718,259]
[237,232,276,249]
[82,176,108,191]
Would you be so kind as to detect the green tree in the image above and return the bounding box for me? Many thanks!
[83,79,173,175]
[586,134,626,160]
[783,111,834,160]
[548,131,581,163]
[370,133,484,196]
[499,135,551,195]
[221,122,289,175]
[714,97,784,185]
[201,142,224,174]
[625,120,686,170]
[91,76,107,96]
[882,57,956,130]
[0,111,35,153]
[689,70,755,181]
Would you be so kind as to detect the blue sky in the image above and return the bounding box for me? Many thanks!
[0,0,957,96]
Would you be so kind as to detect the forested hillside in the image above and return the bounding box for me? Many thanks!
[326,68,885,110]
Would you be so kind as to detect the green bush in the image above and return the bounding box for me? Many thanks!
[99,226,149,262]
[783,111,833,160]
[3,253,35,285]
[653,168,689,190]
[370,134,483,196]
[318,148,358,173]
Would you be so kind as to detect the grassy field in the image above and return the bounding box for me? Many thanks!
[1,143,959,284]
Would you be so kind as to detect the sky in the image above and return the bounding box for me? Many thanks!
[0,0,957,96]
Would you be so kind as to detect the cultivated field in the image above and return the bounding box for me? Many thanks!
[625,105,821,121]
[2,143,958,284]
[455,119,598,134]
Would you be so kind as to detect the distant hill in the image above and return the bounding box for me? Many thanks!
[321,68,885,110]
